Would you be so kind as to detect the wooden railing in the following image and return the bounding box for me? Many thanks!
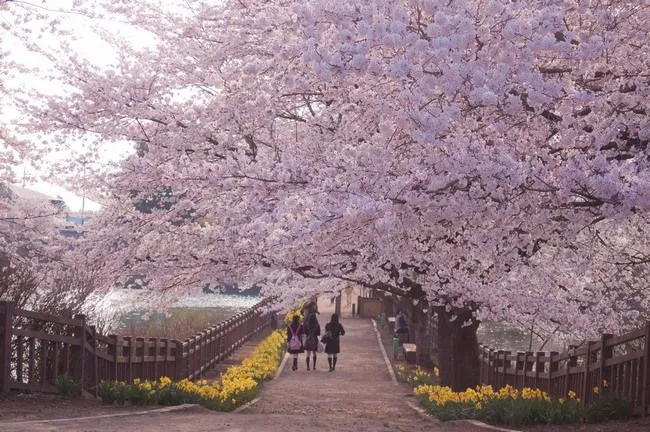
[479,322,650,415]
[0,297,276,395]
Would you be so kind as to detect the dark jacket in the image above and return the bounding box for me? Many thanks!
[301,300,319,322]
[303,315,321,351]
[324,322,345,354]
[287,322,305,354]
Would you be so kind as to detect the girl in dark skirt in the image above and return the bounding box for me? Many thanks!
[287,315,305,371]
[323,313,345,371]
[303,312,321,370]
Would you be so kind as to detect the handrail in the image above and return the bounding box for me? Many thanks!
[0,296,278,396]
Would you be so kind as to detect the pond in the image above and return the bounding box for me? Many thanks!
[95,290,263,340]
[478,321,569,353]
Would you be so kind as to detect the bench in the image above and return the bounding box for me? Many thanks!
[395,331,409,344]
[403,343,417,364]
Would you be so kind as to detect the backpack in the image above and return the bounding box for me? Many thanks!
[288,324,302,351]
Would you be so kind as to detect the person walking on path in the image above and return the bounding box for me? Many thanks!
[323,313,345,372]
[394,309,410,342]
[303,312,321,370]
[287,315,305,371]
[301,296,319,323]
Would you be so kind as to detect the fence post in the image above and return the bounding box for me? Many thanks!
[564,345,578,398]
[73,314,86,390]
[174,340,185,380]
[153,338,159,380]
[0,301,15,393]
[515,352,524,388]
[90,326,98,397]
[136,337,145,382]
[162,338,170,379]
[534,352,544,390]
[496,350,504,389]
[108,335,118,381]
[122,336,133,382]
[487,348,494,387]
[582,342,593,403]
[548,351,559,396]
[524,352,534,388]
[642,323,650,416]
[599,333,613,394]
[504,351,512,387]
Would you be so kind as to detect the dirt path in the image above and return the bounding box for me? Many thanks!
[243,317,486,431]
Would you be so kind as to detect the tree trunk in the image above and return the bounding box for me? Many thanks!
[436,306,480,391]
[410,303,432,367]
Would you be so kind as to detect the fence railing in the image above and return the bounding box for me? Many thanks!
[479,322,650,415]
[0,297,275,396]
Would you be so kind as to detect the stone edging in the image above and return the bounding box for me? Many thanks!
[403,401,521,432]
[233,397,261,413]
[370,318,399,386]
[274,353,289,379]
[460,420,521,432]
[0,404,200,426]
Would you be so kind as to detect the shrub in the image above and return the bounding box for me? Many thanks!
[55,374,81,398]
[98,380,116,404]
[583,392,633,424]
[395,365,438,387]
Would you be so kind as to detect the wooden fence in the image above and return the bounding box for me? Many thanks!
[479,322,650,415]
[0,297,275,396]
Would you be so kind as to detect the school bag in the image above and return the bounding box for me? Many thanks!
[288,324,302,351]
[321,328,332,344]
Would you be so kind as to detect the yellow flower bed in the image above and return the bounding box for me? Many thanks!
[99,330,287,411]
[283,302,304,325]
[397,367,631,426]
[413,383,551,407]
[395,364,437,387]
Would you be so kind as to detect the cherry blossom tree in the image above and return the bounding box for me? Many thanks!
[0,185,93,309]
[3,0,650,388]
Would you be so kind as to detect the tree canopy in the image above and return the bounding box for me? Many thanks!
[2,0,650,338]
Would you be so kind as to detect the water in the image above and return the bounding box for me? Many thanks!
[90,290,262,338]
[478,321,568,353]
[172,293,262,309]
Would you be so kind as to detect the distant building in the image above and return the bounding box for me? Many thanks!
[1,184,66,209]
[1,184,91,238]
